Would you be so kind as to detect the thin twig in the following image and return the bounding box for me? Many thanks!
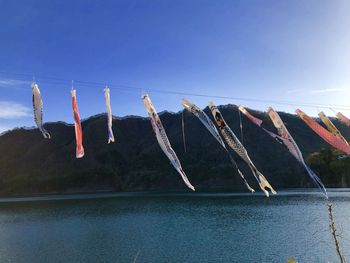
[328,202,346,263]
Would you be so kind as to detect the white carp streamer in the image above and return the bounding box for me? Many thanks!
[32,83,50,139]
[181,99,254,192]
[239,106,328,198]
[209,102,276,197]
[181,99,226,148]
[267,107,328,198]
[71,88,84,158]
[104,87,115,144]
[142,94,195,191]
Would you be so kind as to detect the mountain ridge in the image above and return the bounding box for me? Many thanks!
[0,104,349,197]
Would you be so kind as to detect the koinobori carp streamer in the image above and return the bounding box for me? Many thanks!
[181,99,254,192]
[142,94,195,191]
[71,88,84,158]
[32,83,50,139]
[182,99,226,148]
[236,106,328,198]
[296,109,350,154]
[238,106,282,142]
[104,87,115,144]
[336,112,350,127]
[238,106,263,126]
[318,112,348,146]
[267,107,328,198]
[208,102,276,197]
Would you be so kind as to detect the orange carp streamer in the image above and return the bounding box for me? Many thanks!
[71,89,85,158]
[296,109,350,154]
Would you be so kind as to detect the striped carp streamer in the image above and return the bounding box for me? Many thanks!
[142,94,195,191]
[267,107,328,198]
[104,87,115,144]
[296,109,350,154]
[318,112,348,146]
[32,83,50,139]
[208,102,276,197]
[181,99,254,192]
[336,112,350,127]
[71,88,84,158]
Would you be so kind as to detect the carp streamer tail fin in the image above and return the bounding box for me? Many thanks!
[41,128,51,139]
[248,163,276,197]
[304,165,328,199]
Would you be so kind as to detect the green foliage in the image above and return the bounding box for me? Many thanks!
[307,149,350,187]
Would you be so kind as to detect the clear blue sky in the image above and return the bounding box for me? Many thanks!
[0,0,350,132]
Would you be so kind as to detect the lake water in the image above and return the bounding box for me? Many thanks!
[0,190,349,263]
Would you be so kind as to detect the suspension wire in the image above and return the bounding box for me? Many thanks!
[330,108,337,115]
[0,70,350,111]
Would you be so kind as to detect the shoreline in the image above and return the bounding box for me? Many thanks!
[0,188,349,203]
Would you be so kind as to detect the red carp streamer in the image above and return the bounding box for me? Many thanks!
[296,109,350,154]
[71,89,84,158]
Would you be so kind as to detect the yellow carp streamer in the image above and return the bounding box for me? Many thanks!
[318,112,348,146]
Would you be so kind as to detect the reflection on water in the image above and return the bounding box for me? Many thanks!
[0,191,349,262]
